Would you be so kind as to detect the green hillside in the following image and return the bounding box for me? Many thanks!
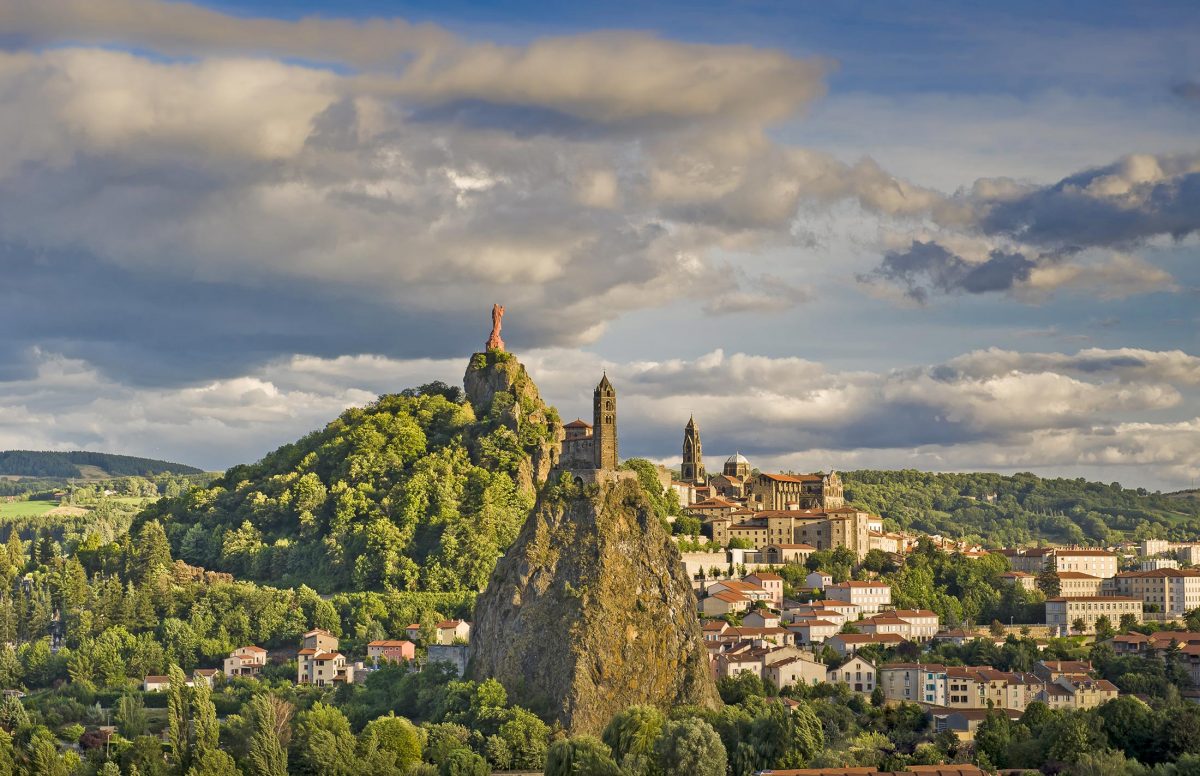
[136,364,558,593]
[843,469,1200,547]
[0,449,202,479]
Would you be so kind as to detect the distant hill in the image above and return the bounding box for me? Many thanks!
[843,469,1200,547]
[0,450,203,479]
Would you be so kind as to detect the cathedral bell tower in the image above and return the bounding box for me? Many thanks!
[593,373,618,470]
[681,415,705,485]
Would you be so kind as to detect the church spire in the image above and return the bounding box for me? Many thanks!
[681,415,705,485]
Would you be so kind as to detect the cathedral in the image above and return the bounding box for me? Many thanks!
[677,416,843,509]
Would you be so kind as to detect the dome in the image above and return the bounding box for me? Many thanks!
[726,453,749,465]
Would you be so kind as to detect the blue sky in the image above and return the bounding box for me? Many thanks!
[0,0,1198,489]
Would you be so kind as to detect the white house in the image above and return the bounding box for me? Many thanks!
[805,571,833,591]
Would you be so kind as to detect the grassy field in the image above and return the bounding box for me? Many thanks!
[0,500,57,518]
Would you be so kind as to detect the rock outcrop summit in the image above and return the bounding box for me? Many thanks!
[469,475,720,734]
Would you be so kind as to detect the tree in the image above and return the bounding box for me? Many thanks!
[291,702,357,776]
[603,705,665,774]
[191,681,220,760]
[990,620,1007,639]
[134,520,172,581]
[1119,613,1138,633]
[360,714,422,770]
[439,749,490,776]
[1094,615,1115,643]
[0,695,28,731]
[186,751,240,776]
[122,735,169,776]
[1037,567,1062,598]
[246,694,289,776]
[116,692,148,739]
[1072,618,1088,636]
[166,665,191,775]
[1070,748,1132,776]
[496,707,549,770]
[654,718,726,776]
[544,736,620,776]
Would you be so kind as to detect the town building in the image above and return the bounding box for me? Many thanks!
[880,663,948,705]
[702,590,753,617]
[143,675,170,692]
[1056,572,1104,597]
[788,619,839,645]
[744,573,784,607]
[826,633,904,657]
[805,571,833,591]
[367,640,415,664]
[766,653,829,689]
[1104,568,1200,616]
[825,581,891,614]
[1000,571,1035,591]
[710,507,874,558]
[1045,596,1142,636]
[223,645,267,677]
[995,547,1118,578]
[828,655,876,694]
[435,620,471,645]
[749,471,846,511]
[192,668,220,688]
[297,628,353,686]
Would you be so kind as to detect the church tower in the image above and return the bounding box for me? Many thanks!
[681,415,705,485]
[593,373,618,470]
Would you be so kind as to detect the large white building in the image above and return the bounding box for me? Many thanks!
[1046,596,1142,636]
[825,580,891,614]
[1104,568,1200,617]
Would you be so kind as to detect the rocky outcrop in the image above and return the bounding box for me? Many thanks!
[469,477,720,734]
[464,350,563,494]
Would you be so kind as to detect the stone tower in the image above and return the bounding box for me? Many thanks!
[593,373,618,470]
[681,415,705,485]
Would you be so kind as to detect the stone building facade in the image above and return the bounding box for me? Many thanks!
[749,471,846,510]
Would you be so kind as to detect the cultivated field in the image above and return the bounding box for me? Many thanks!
[0,500,57,518]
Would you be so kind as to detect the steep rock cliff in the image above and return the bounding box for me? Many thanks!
[464,350,563,494]
[469,477,719,734]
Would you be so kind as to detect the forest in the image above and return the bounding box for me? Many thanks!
[842,469,1200,547]
[0,452,202,481]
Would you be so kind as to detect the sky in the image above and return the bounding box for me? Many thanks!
[0,0,1198,490]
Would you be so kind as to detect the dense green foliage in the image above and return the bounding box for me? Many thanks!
[0,450,202,479]
[843,469,1200,546]
[139,388,542,592]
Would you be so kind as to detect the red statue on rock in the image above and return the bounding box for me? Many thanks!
[487,303,505,351]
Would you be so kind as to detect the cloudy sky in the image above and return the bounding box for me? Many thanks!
[1,0,1198,490]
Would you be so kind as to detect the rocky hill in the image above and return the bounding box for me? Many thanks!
[136,354,562,593]
[469,476,719,734]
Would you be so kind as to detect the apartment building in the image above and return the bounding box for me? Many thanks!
[297,628,354,686]
[827,655,876,694]
[1056,572,1104,597]
[826,581,892,614]
[1046,596,1142,636]
[1103,568,1200,616]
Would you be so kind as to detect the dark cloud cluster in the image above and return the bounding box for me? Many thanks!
[975,154,1200,248]
[863,240,1036,302]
